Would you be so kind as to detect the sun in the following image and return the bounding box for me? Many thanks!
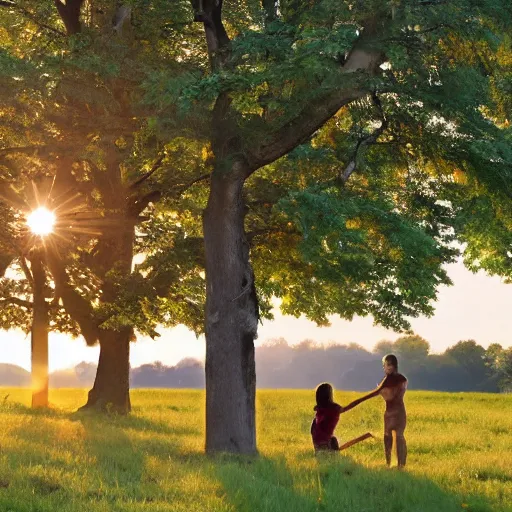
[27,207,56,236]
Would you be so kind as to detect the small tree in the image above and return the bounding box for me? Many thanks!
[486,345,512,392]
[0,189,80,408]
[445,340,489,389]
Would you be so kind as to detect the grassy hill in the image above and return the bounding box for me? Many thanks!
[0,388,510,512]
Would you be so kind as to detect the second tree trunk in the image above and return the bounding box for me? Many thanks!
[81,328,132,414]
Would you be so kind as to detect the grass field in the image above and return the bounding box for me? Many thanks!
[0,388,510,512]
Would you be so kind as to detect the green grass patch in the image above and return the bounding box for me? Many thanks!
[0,388,510,511]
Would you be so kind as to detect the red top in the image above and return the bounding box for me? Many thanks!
[311,402,343,446]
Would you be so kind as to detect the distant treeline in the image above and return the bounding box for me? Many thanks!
[1,336,510,392]
[0,358,205,389]
[256,337,511,392]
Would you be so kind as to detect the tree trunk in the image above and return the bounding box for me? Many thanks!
[31,253,49,408]
[203,164,258,454]
[80,328,132,414]
[54,0,84,35]
[80,218,134,414]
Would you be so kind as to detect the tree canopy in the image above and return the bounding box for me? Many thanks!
[1,0,511,450]
[2,0,511,339]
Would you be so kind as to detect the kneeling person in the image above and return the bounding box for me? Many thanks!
[311,383,376,452]
[311,383,343,451]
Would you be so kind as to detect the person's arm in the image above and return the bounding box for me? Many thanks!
[342,388,380,413]
[342,377,388,413]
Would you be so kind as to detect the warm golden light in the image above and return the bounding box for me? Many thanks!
[27,207,56,236]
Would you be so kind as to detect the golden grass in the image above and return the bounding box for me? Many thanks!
[0,388,509,512]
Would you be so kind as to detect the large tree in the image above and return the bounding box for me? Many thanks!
[175,0,512,453]
[0,0,208,412]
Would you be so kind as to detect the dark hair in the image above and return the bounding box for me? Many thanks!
[383,354,398,368]
[316,383,334,407]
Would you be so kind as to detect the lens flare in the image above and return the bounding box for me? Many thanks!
[27,207,56,236]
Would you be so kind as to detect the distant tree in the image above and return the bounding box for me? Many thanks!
[256,338,293,388]
[485,343,504,364]
[486,346,512,392]
[394,335,430,370]
[294,339,317,352]
[346,343,368,352]
[411,353,468,392]
[74,362,99,387]
[130,359,205,388]
[446,340,485,370]
[261,337,289,349]
[373,340,396,357]
[339,358,382,391]
[444,340,491,389]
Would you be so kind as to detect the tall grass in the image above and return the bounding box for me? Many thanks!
[0,388,510,512]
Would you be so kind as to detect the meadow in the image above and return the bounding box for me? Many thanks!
[0,388,510,512]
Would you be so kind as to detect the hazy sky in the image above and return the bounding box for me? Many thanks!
[1,259,511,372]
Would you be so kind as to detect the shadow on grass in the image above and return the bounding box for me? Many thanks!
[0,401,198,508]
[211,452,500,512]
[0,400,199,436]
[0,401,506,512]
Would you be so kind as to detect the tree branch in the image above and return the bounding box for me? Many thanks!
[0,181,26,209]
[340,92,388,183]
[0,297,33,309]
[418,0,448,5]
[45,247,100,346]
[177,172,211,195]
[19,256,34,286]
[0,2,66,36]
[128,173,211,217]
[248,28,386,171]
[262,0,277,25]
[248,87,367,170]
[112,4,131,35]
[127,154,165,190]
[0,145,49,157]
[0,253,14,277]
[196,0,230,71]
[129,190,162,217]
[246,227,289,242]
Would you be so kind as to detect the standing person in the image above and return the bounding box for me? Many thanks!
[379,354,408,468]
[339,354,408,468]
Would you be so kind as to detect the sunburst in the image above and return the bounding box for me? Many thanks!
[26,207,56,236]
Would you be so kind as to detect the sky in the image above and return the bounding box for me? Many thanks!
[1,259,512,372]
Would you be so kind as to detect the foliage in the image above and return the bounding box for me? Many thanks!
[0,1,210,343]
[393,335,431,365]
[1,0,511,342]
[485,344,512,391]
